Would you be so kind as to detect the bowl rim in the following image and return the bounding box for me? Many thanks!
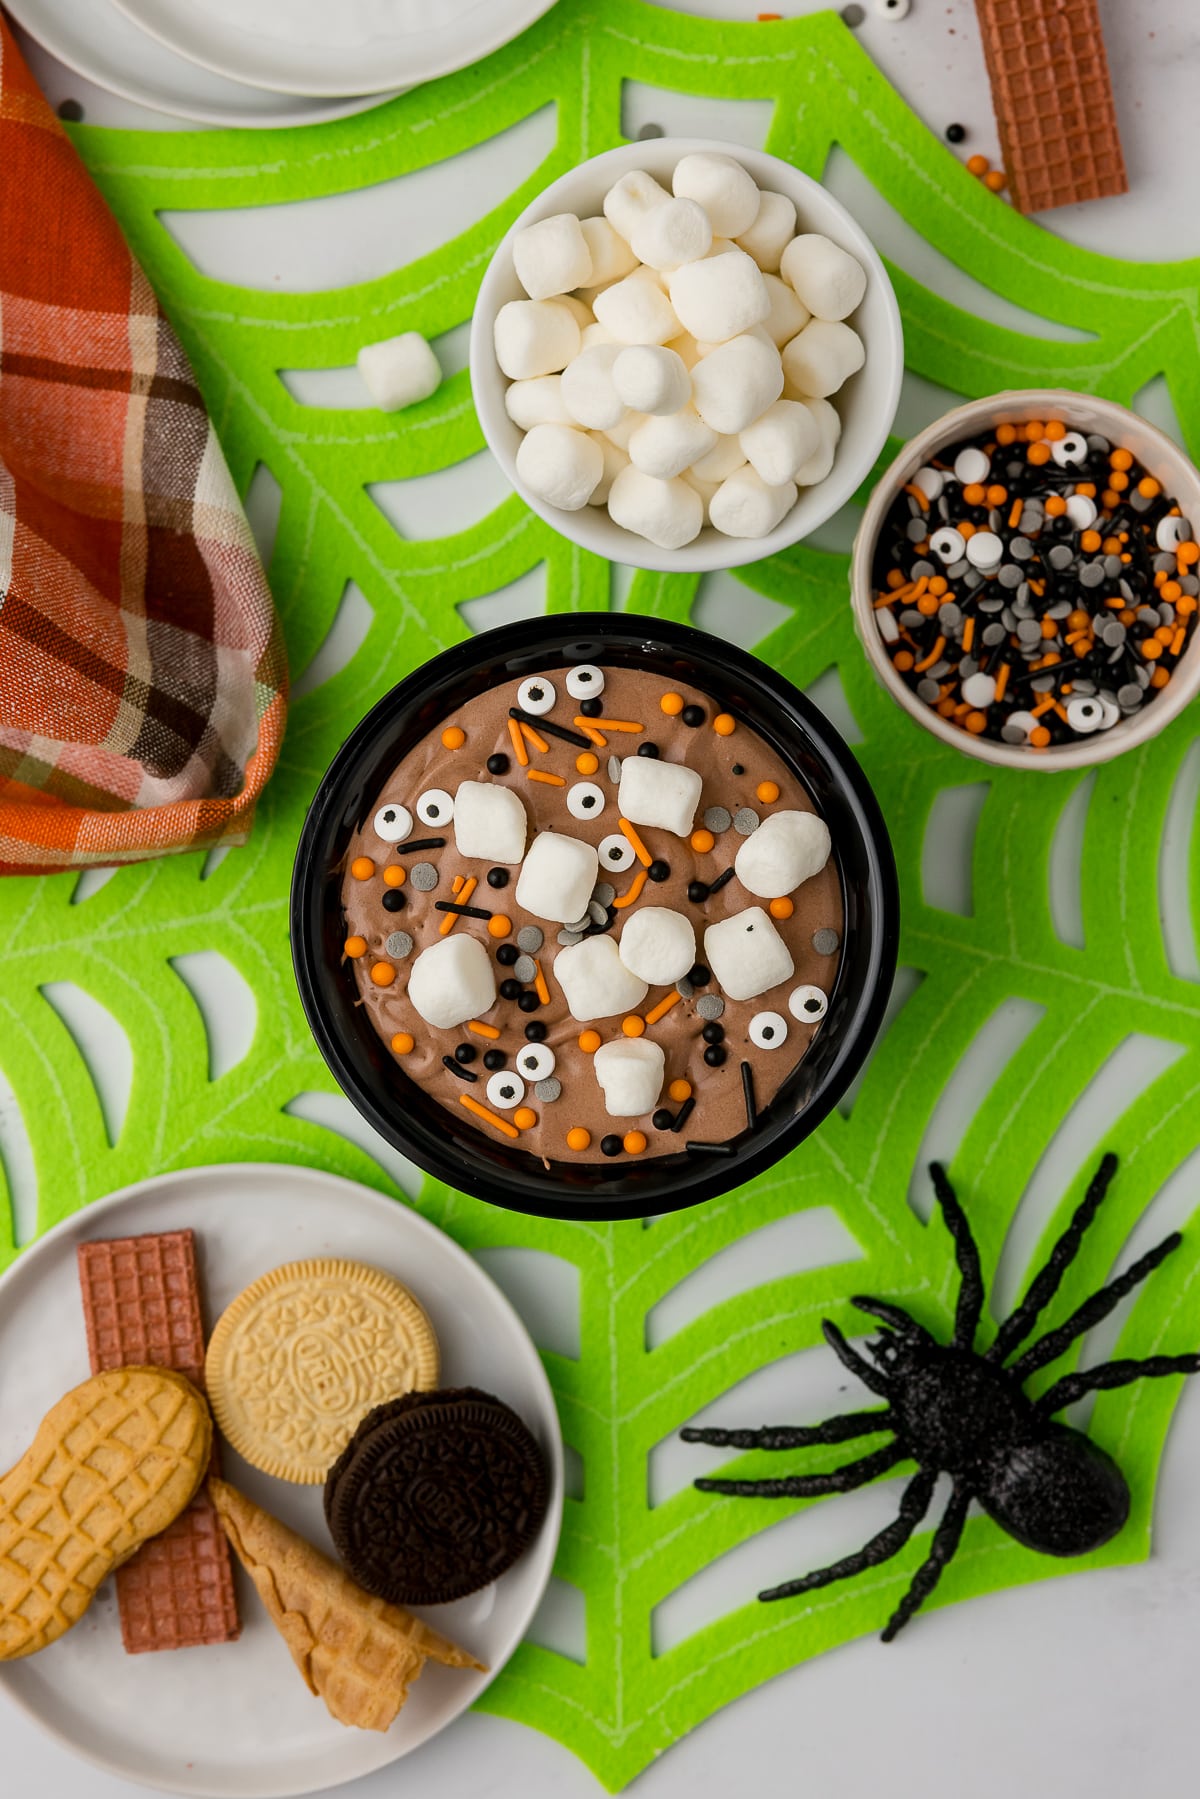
[849,387,1200,772]
[469,134,904,575]
[290,612,900,1222]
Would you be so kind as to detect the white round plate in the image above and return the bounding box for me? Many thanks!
[106,0,558,99]
[0,1164,563,1797]
[5,0,401,128]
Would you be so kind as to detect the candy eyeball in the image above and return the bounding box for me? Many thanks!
[1051,431,1088,468]
[930,526,965,564]
[566,664,605,700]
[486,1071,526,1110]
[517,676,556,716]
[788,984,828,1023]
[873,0,910,14]
[415,788,454,827]
[598,832,636,872]
[567,781,606,820]
[1157,513,1192,551]
[516,1042,556,1082]
[1066,695,1105,735]
[748,1010,788,1049]
[372,802,413,843]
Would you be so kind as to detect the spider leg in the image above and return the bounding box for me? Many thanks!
[759,1466,937,1603]
[682,1408,892,1452]
[988,1153,1119,1364]
[880,1481,972,1642]
[1010,1233,1183,1383]
[928,1163,984,1351]
[851,1297,936,1343]
[1034,1353,1200,1418]
[696,1439,905,1499]
[822,1319,891,1396]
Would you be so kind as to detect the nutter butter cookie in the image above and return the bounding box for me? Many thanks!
[324,1387,549,1605]
[205,1259,439,1485]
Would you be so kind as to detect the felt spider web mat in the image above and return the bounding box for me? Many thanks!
[4,0,1200,1786]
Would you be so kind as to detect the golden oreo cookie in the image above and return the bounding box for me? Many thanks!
[205,1260,439,1485]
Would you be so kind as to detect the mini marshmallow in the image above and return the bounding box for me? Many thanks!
[792,396,841,485]
[579,215,639,286]
[618,906,696,986]
[689,433,747,482]
[690,334,784,435]
[604,410,649,452]
[705,237,736,258]
[593,268,681,346]
[555,935,648,1023]
[587,434,629,506]
[668,248,770,345]
[580,321,617,351]
[407,934,496,1030]
[516,829,600,923]
[612,345,692,415]
[603,169,671,242]
[682,471,719,515]
[618,754,703,837]
[453,780,528,865]
[704,906,795,1003]
[516,424,604,511]
[593,1037,665,1117]
[628,407,717,480]
[709,465,797,538]
[780,319,865,400]
[494,299,581,379]
[672,151,761,238]
[667,332,703,370]
[734,809,831,897]
[761,272,811,348]
[561,344,626,430]
[739,400,822,487]
[357,332,441,411]
[735,188,797,272]
[505,375,572,429]
[631,197,712,271]
[513,212,593,300]
[607,465,703,549]
[557,294,594,327]
[780,233,867,322]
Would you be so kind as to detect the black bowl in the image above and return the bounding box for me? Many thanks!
[291,613,898,1221]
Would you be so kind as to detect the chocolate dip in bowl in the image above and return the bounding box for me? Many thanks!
[292,614,898,1221]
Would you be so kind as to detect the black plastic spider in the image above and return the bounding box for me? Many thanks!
[682,1154,1200,1641]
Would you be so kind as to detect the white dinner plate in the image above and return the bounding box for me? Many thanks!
[0,1164,563,1797]
[6,0,402,128]
[107,0,558,99]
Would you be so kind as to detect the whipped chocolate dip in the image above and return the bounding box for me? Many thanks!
[339,661,842,1166]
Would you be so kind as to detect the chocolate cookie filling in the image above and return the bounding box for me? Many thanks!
[338,661,842,1165]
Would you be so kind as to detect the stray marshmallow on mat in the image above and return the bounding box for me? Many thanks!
[593,268,681,346]
[580,215,639,286]
[494,299,581,379]
[406,934,497,1030]
[513,212,593,300]
[617,906,696,986]
[628,408,716,480]
[516,829,600,923]
[672,151,761,238]
[709,466,797,539]
[735,189,797,273]
[740,400,822,488]
[561,344,627,430]
[631,197,712,271]
[668,249,770,345]
[516,424,604,510]
[704,906,795,1003]
[780,233,867,322]
[734,809,831,898]
[453,781,528,865]
[555,936,649,1023]
[592,1037,665,1117]
[781,318,865,400]
[618,754,703,837]
[505,375,572,429]
[690,433,747,483]
[602,169,671,243]
[690,334,783,435]
[357,332,441,412]
[607,466,703,549]
[612,345,692,416]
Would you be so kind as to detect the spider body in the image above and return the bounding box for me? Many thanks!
[683,1155,1200,1640]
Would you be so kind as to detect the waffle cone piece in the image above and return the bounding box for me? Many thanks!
[208,1479,485,1732]
[0,1368,212,1660]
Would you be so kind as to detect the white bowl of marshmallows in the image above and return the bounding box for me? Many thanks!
[471,137,903,573]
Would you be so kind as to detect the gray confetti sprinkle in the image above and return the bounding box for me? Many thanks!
[1102,621,1126,647]
[733,807,759,836]
[1154,552,1178,574]
[938,601,962,627]
[1047,544,1074,570]
[566,915,591,934]
[977,596,1005,614]
[1000,721,1028,745]
[535,1077,562,1104]
[675,977,695,999]
[704,806,732,833]
[910,559,935,579]
[812,927,840,955]
[947,558,970,580]
[516,925,544,954]
[1131,489,1153,512]
[1012,537,1037,562]
[1104,554,1124,578]
[982,623,1007,647]
[1017,618,1042,645]
[696,995,726,1021]
[905,518,927,542]
[1072,679,1097,696]
[557,929,585,945]
[1086,433,1111,453]
[608,756,622,783]
[384,931,413,958]
[958,656,979,679]
[963,570,985,591]
[410,862,438,891]
[1047,600,1073,620]
[1160,602,1177,626]
[998,564,1023,588]
[1079,562,1106,588]
[1117,683,1143,708]
[917,678,940,703]
[592,882,615,907]
[589,900,610,926]
[900,610,926,629]
[1031,676,1056,694]
[513,954,538,984]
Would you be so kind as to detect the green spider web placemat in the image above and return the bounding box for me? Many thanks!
[4,1,1200,1787]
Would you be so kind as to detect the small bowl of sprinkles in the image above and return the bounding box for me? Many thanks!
[850,390,1200,768]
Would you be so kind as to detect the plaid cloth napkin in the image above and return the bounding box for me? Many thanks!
[0,21,287,875]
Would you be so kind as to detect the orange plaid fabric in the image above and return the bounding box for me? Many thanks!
[0,21,287,875]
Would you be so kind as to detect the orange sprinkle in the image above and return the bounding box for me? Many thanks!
[513,1107,538,1132]
[1162,580,1183,602]
[917,594,940,617]
[958,520,976,539]
[1030,727,1052,749]
[566,1127,591,1152]
[1044,420,1066,440]
[622,1015,646,1038]
[893,650,915,672]
[962,616,975,654]
[452,875,464,894]
[344,936,367,959]
[520,720,550,754]
[508,716,529,768]
[1110,448,1134,470]
[1171,627,1187,657]
[391,1032,414,1055]
[913,635,946,674]
[618,816,653,868]
[928,575,948,596]
[966,153,989,176]
[985,484,1008,507]
[578,1030,602,1054]
[1008,497,1024,529]
[1041,617,1057,640]
[350,856,375,881]
[1024,421,1045,442]
[1152,666,1171,688]
[487,914,512,939]
[1101,489,1121,510]
[612,867,648,909]
[756,780,780,804]
[997,423,1018,446]
[1081,530,1102,553]
[576,722,608,747]
[1027,442,1051,466]
[1177,541,1199,566]
[963,482,986,506]
[534,960,550,1006]
[623,1131,648,1155]
[383,864,406,888]
[1076,482,1097,497]
[669,1079,693,1103]
[1045,494,1067,518]
[441,725,465,750]
[587,717,643,733]
[1032,695,1057,717]
[1178,595,1198,616]
[769,896,794,920]
[1108,471,1128,492]
[886,568,906,588]
[994,663,1010,703]
[576,751,599,775]
[983,169,1006,193]
[713,712,736,736]
[964,711,988,734]
[1156,624,1176,646]
[468,1020,501,1040]
[904,482,930,510]
[440,875,477,933]
[1142,639,1164,660]
[660,692,685,716]
[690,828,715,853]
[527,769,566,786]
[370,963,395,986]
[1138,476,1161,498]
[645,990,682,1025]
[459,1094,519,1140]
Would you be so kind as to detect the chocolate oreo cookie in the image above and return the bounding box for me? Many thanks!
[324,1386,548,1605]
